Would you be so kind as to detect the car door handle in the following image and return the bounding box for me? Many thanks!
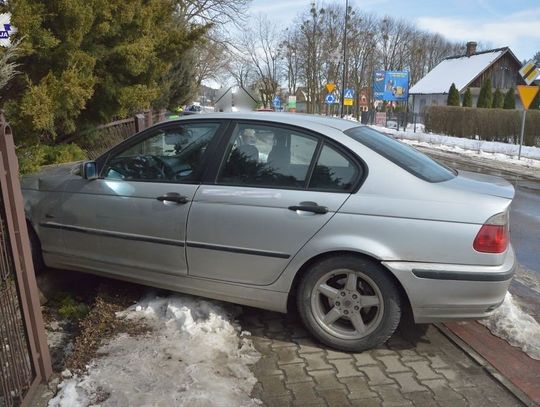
[156,193,189,204]
[288,202,328,214]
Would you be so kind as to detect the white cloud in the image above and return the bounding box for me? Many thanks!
[416,8,540,60]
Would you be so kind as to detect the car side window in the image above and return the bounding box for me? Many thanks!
[309,144,359,192]
[218,124,319,189]
[103,123,220,182]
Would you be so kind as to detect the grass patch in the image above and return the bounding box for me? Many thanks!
[58,296,90,321]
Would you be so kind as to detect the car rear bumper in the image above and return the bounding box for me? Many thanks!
[382,246,516,323]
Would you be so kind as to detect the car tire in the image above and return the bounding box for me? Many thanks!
[297,255,401,352]
[27,223,45,274]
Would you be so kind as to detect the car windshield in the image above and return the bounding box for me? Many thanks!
[345,126,456,183]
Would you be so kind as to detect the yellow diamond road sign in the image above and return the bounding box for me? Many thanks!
[524,67,540,86]
[519,60,540,86]
[325,83,336,93]
[517,85,540,110]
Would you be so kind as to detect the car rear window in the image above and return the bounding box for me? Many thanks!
[345,126,456,183]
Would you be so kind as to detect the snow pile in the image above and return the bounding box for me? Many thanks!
[479,293,540,360]
[49,295,261,407]
[368,124,540,168]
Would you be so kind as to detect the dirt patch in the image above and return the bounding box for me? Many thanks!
[64,283,150,372]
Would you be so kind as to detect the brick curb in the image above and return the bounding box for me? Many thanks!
[435,323,536,407]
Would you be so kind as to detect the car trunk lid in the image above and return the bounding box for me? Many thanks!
[444,170,515,200]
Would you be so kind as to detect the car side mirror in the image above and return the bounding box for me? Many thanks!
[81,161,98,180]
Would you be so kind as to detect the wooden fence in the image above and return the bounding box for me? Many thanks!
[0,112,52,406]
[65,110,167,159]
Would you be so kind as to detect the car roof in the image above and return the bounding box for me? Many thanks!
[168,112,363,133]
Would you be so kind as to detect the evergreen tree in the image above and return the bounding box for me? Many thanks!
[492,88,504,109]
[3,0,209,144]
[462,88,473,107]
[533,51,540,65]
[503,87,516,109]
[477,84,486,108]
[447,83,460,106]
[477,79,493,108]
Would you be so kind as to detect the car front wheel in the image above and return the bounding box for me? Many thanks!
[297,256,401,352]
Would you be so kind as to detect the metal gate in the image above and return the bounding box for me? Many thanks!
[0,112,51,406]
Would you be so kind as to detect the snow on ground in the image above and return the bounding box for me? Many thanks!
[49,295,261,407]
[479,293,540,360]
[368,124,540,169]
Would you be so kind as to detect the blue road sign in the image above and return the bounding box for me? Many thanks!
[344,88,355,99]
[325,94,335,104]
[272,96,281,108]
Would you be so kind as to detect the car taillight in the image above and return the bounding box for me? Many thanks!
[473,212,509,253]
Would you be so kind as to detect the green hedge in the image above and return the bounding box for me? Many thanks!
[424,106,540,146]
[17,143,86,175]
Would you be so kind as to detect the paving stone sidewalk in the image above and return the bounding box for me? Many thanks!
[240,309,522,407]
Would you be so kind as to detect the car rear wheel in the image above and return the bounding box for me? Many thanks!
[297,256,401,352]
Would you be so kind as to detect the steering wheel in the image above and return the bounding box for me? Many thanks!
[106,155,174,180]
[147,155,175,179]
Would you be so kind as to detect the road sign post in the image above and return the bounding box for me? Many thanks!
[518,110,527,160]
[516,85,540,160]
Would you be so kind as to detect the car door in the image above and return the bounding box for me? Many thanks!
[57,120,226,277]
[186,121,362,285]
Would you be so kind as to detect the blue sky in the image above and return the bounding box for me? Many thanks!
[248,0,540,61]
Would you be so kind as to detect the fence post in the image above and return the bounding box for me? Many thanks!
[144,110,153,129]
[158,109,166,123]
[135,114,146,133]
[0,112,52,386]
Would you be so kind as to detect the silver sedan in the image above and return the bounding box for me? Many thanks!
[22,113,515,351]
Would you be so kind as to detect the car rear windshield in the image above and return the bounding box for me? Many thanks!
[345,126,456,183]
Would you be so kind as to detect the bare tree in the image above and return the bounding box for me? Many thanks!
[237,15,283,108]
[174,0,251,26]
[280,28,302,96]
[193,34,230,86]
[297,4,326,113]
[220,1,464,113]
[227,51,254,89]
[347,13,378,118]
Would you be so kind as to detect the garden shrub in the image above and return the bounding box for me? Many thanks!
[424,106,540,146]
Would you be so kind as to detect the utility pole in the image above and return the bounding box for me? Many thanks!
[340,0,349,118]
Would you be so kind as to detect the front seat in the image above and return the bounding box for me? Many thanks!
[267,135,290,171]
[237,144,259,162]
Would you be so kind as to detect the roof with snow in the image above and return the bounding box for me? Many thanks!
[410,48,510,95]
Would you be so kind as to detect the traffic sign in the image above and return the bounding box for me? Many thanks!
[343,99,353,106]
[517,85,539,110]
[344,88,355,99]
[325,94,335,104]
[288,96,296,109]
[519,60,540,86]
[326,83,336,93]
[524,67,540,85]
[272,96,281,108]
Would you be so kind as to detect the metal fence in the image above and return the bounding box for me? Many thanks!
[0,112,51,406]
[361,111,425,131]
